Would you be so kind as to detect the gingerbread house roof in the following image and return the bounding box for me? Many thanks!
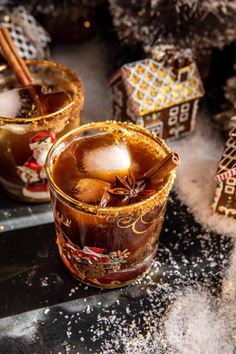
[110,58,204,116]
[216,127,236,181]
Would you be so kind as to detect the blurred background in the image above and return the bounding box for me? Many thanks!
[0,0,236,119]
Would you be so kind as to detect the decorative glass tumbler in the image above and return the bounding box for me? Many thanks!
[0,60,83,202]
[46,122,175,288]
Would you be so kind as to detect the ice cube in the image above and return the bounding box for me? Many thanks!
[73,178,111,205]
[0,87,35,118]
[79,135,131,182]
[0,88,21,118]
[83,144,131,181]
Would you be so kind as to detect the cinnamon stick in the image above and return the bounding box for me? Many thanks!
[1,27,33,85]
[0,27,44,115]
[143,152,179,182]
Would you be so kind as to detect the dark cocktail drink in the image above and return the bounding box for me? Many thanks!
[46,122,177,288]
[0,60,83,202]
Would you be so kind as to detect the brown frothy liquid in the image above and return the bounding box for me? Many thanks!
[52,132,164,205]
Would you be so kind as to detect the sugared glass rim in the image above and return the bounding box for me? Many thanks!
[45,121,175,215]
[0,59,84,124]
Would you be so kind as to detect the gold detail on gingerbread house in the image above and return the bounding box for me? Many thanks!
[218,205,236,217]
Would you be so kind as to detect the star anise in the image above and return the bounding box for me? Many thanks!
[99,152,180,207]
[100,172,155,207]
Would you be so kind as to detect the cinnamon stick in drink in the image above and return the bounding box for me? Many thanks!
[0,27,33,85]
[0,27,44,114]
[143,152,179,182]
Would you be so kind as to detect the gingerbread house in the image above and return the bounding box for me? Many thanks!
[212,127,236,219]
[110,55,204,140]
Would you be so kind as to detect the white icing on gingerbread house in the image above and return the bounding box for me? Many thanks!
[110,55,204,140]
[216,127,236,181]
[212,127,236,219]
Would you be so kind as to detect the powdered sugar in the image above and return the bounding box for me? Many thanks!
[162,290,234,354]
[40,276,48,287]
[86,255,236,353]
[169,112,236,237]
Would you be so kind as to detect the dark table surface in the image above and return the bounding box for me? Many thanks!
[0,188,233,353]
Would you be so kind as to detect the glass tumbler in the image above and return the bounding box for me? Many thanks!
[46,122,175,288]
[0,60,84,202]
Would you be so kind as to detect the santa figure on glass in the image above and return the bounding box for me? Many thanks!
[17,131,56,199]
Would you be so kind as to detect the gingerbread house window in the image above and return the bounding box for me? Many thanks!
[224,176,236,194]
[227,177,236,186]
[178,67,190,83]
[147,121,163,137]
[225,185,235,194]
[179,102,190,122]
